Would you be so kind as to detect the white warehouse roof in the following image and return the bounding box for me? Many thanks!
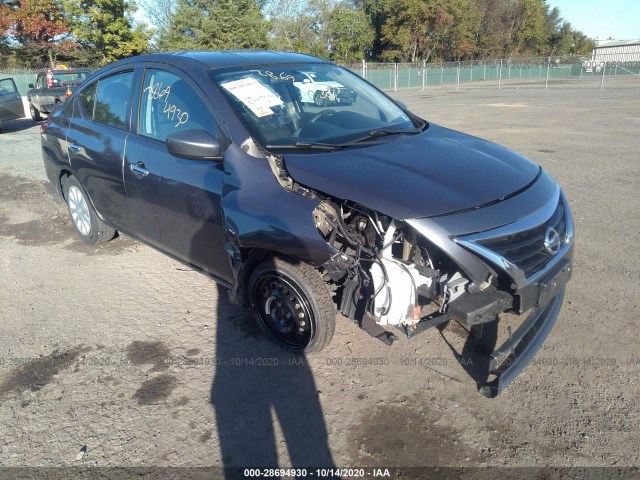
[592,40,640,62]
[595,39,640,48]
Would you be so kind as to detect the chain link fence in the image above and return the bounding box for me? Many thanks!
[344,52,640,91]
[0,65,98,95]
[2,52,638,98]
[0,67,42,96]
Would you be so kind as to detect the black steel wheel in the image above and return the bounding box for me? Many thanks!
[248,257,335,353]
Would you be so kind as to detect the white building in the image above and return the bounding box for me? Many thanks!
[592,39,640,62]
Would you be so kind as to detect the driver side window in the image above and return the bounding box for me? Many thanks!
[139,69,217,142]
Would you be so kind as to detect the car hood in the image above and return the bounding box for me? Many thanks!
[283,123,541,220]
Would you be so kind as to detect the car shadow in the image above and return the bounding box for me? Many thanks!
[180,145,336,473]
[437,320,499,396]
[0,117,38,133]
[211,284,336,474]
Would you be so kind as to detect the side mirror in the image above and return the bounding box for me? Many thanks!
[166,129,222,161]
[29,84,34,88]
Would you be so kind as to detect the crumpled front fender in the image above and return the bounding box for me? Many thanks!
[221,143,337,268]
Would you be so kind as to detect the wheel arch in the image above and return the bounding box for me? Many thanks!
[230,247,297,307]
[59,169,73,201]
[58,170,108,225]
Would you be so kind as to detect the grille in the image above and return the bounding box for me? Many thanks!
[477,199,567,277]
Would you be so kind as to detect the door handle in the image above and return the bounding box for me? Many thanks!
[129,162,149,177]
[68,142,81,153]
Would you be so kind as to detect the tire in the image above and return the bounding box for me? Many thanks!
[63,176,116,244]
[248,257,335,354]
[30,103,42,122]
[313,91,326,107]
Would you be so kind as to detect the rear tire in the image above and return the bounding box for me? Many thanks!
[30,104,42,122]
[63,176,116,244]
[248,257,335,354]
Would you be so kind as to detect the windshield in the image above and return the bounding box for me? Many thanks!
[209,63,417,149]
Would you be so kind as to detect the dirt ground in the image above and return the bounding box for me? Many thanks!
[0,76,638,473]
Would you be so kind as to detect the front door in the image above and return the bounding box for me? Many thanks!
[123,67,232,283]
[0,78,24,124]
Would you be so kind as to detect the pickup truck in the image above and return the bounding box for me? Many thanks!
[27,69,91,121]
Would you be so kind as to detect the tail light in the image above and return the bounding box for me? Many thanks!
[40,120,52,134]
[66,89,72,98]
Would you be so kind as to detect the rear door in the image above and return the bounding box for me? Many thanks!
[67,69,136,227]
[0,78,24,123]
[123,66,232,282]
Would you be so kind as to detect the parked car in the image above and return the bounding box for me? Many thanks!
[293,71,357,106]
[27,68,91,121]
[0,77,24,132]
[40,52,573,396]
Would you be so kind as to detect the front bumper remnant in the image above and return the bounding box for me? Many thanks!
[479,287,566,398]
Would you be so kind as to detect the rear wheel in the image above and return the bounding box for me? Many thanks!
[248,257,335,353]
[64,176,116,244]
[30,104,42,122]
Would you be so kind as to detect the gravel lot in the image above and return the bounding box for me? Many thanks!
[0,76,638,473]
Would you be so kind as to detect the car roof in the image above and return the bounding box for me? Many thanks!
[109,51,331,70]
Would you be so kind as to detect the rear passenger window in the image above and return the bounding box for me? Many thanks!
[78,71,133,130]
[139,69,216,142]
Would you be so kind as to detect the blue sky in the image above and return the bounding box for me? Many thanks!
[546,0,640,40]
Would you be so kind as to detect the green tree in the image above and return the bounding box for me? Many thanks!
[473,0,511,58]
[139,0,174,35]
[380,0,453,62]
[64,0,150,65]
[326,3,373,62]
[545,7,594,57]
[439,0,480,60]
[158,0,269,51]
[509,0,549,56]
[353,0,384,59]
[263,0,327,57]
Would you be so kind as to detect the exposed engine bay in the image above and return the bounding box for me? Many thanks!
[312,199,513,341]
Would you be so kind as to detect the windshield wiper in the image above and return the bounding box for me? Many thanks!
[344,127,423,145]
[266,128,423,151]
[266,142,342,151]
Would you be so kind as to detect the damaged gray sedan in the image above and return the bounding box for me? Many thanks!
[40,51,573,396]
